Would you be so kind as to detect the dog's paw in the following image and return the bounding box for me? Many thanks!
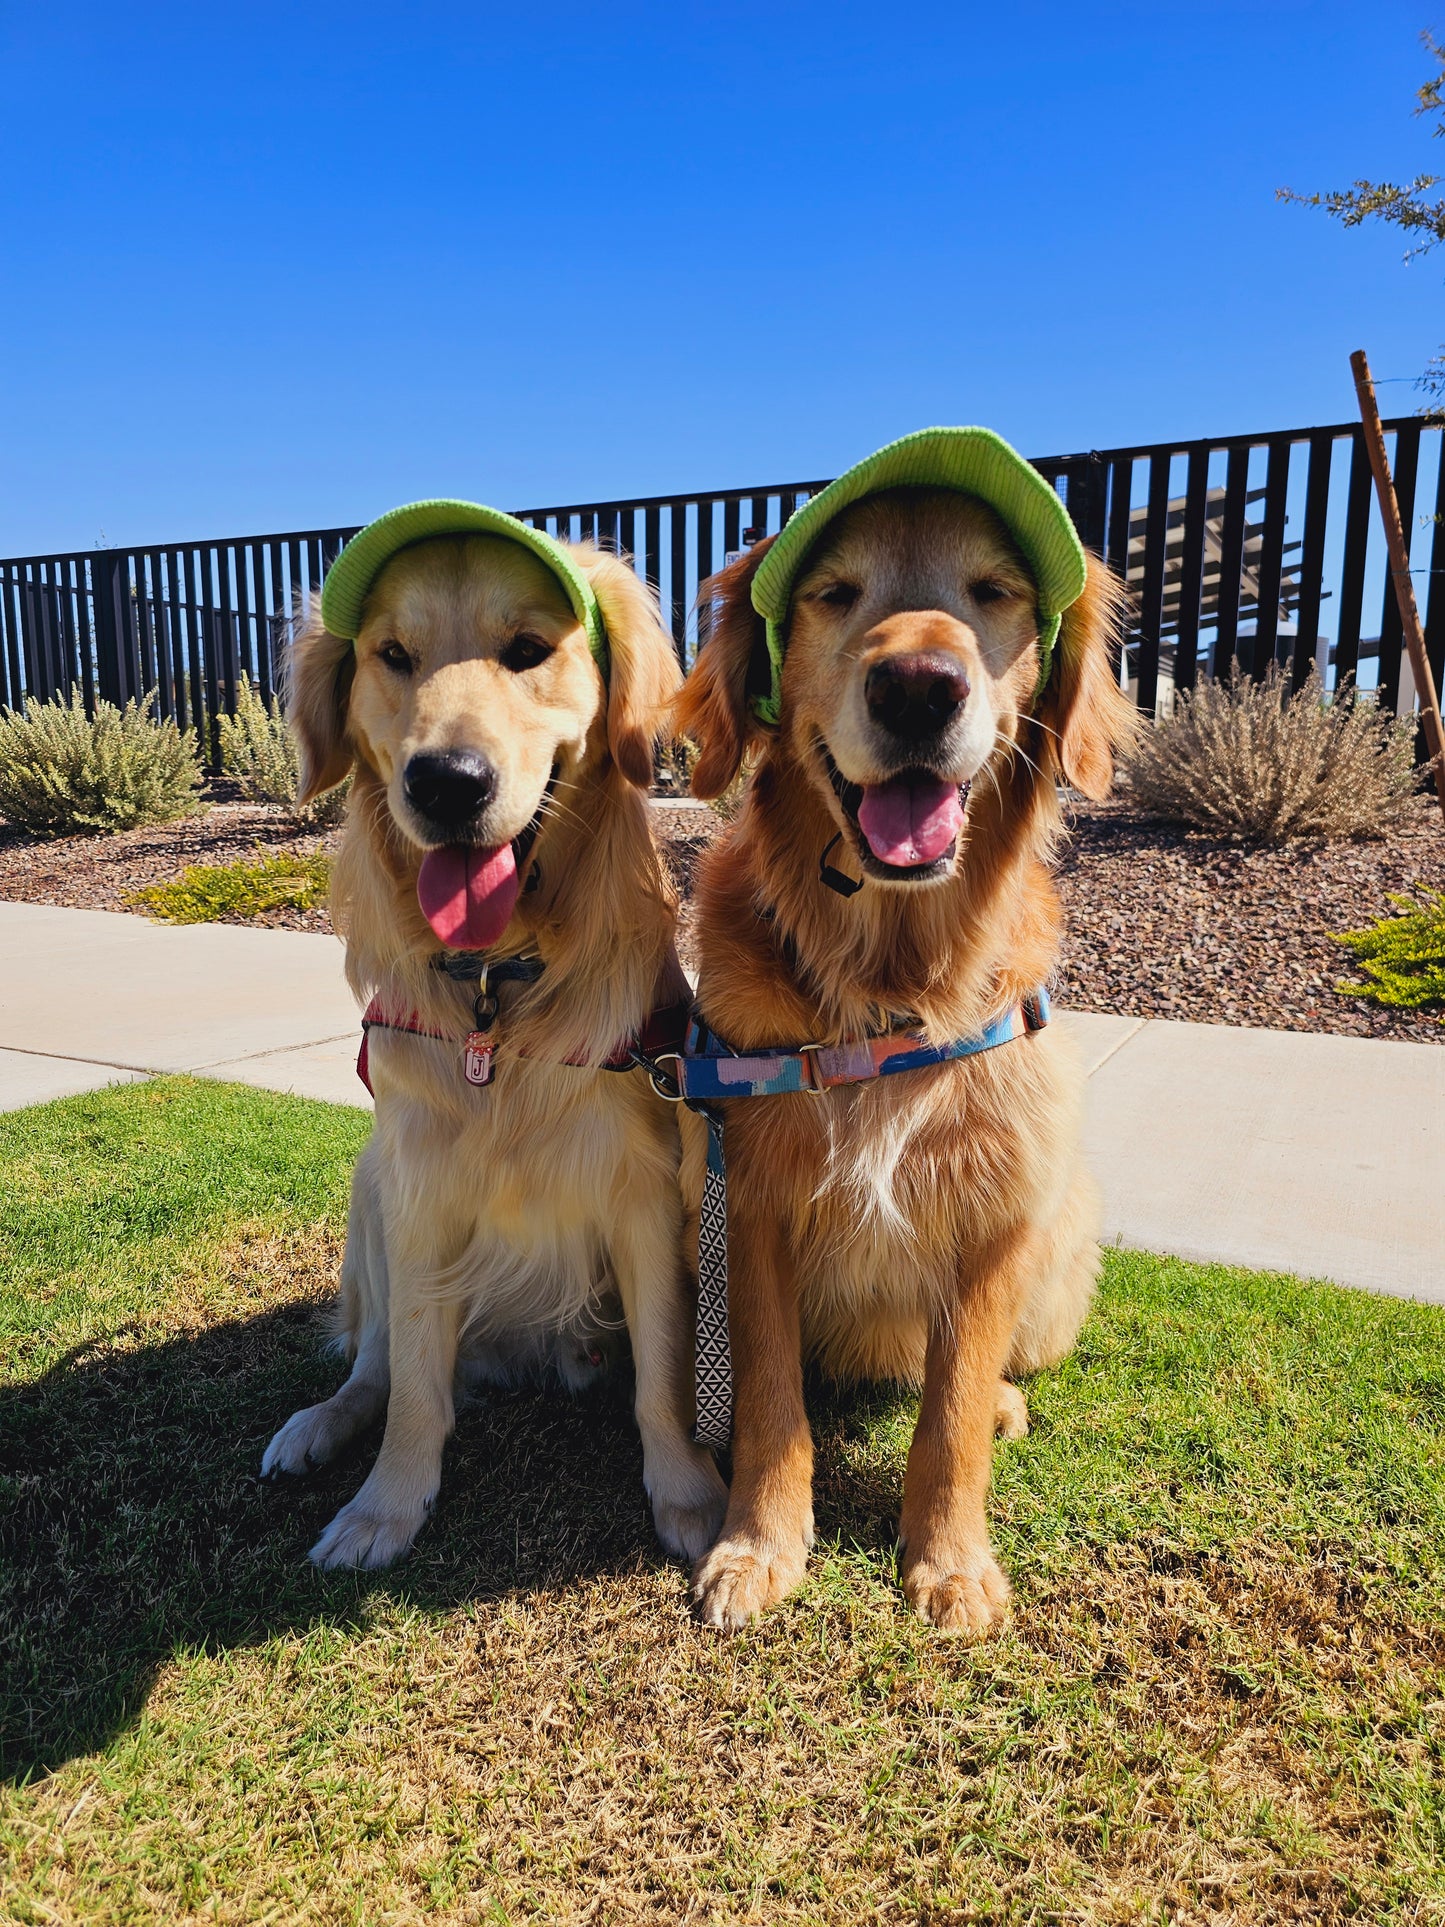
[692,1530,810,1631]
[308,1488,434,1571]
[649,1455,729,1562]
[900,1547,1011,1639]
[262,1401,349,1478]
[994,1381,1029,1441]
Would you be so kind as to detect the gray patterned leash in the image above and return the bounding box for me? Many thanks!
[690,1103,734,1450]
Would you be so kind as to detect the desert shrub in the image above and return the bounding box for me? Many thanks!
[218,674,348,826]
[126,850,331,924]
[1334,886,1445,1023]
[1122,664,1421,842]
[0,688,203,837]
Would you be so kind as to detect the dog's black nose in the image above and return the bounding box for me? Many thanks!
[864,654,970,742]
[403,750,496,829]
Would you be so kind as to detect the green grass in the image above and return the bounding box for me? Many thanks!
[124,850,331,923]
[2,1079,1444,1923]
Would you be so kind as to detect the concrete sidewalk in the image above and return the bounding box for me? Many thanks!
[0,901,362,1110]
[1,900,1440,1305]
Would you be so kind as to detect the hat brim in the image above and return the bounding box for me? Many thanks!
[747,427,1086,722]
[319,498,609,678]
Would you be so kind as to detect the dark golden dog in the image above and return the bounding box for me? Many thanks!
[675,484,1133,1634]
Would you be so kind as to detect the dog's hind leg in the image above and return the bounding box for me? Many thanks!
[611,1176,728,1562]
[262,1140,392,1478]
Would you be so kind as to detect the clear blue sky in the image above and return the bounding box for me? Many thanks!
[1,1,1441,555]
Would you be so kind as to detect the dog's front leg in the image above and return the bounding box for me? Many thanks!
[691,1205,814,1631]
[896,1223,1037,1637]
[611,1182,728,1562]
[309,1200,464,1572]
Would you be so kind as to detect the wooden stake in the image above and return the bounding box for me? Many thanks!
[1350,347,1445,826]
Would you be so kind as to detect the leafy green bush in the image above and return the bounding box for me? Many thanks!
[217,674,348,826]
[0,688,203,837]
[125,851,331,924]
[1334,886,1445,1022]
[1122,664,1421,842]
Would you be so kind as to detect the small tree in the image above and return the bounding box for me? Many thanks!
[1279,32,1445,411]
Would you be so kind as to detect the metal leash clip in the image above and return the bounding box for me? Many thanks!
[470,963,499,1035]
[634,1049,684,1102]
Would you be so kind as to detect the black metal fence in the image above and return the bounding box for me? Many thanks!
[1,417,1440,767]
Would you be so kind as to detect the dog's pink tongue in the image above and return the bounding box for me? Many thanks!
[857,775,964,867]
[416,843,519,948]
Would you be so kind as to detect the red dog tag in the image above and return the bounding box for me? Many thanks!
[463,1033,495,1086]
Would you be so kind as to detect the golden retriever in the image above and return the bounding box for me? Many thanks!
[674,485,1133,1633]
[263,528,727,1569]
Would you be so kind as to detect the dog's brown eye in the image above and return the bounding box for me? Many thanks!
[501,632,554,673]
[815,581,860,610]
[378,640,413,674]
[971,580,1010,606]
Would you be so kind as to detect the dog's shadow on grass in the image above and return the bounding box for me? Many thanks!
[0,1298,911,1784]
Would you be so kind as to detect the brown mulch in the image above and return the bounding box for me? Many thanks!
[0,805,343,933]
[2,794,1441,1043]
[1054,792,1444,1043]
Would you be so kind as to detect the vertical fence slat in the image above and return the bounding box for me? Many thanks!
[1291,431,1333,691]
[250,542,270,701]
[1334,432,1373,691]
[1134,452,1171,716]
[13,564,38,703]
[75,558,97,714]
[697,498,714,590]
[668,503,687,665]
[722,495,740,560]
[57,557,81,701]
[233,542,254,690]
[119,553,143,703]
[1173,446,1210,694]
[165,551,188,730]
[1247,437,1292,679]
[0,568,19,708]
[644,504,660,600]
[1212,447,1252,679]
[182,549,207,756]
[217,545,237,726]
[268,540,288,701]
[1104,457,1133,579]
[1376,422,1420,712]
[1422,429,1445,706]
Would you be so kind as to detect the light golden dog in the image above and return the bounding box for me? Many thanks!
[263,532,727,1569]
[675,487,1134,1634]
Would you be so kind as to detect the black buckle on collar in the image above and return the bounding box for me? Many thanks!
[432,953,547,986]
[819,831,864,898]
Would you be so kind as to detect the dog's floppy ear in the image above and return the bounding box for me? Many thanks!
[673,536,777,800]
[286,605,357,805]
[574,547,682,788]
[1035,554,1137,801]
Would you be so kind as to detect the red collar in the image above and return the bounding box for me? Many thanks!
[356,993,691,1095]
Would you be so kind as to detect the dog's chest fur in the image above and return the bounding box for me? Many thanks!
[724,1026,1080,1378]
[371,1038,678,1336]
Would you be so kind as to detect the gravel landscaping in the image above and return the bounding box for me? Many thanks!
[0,804,340,934]
[2,791,1441,1043]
